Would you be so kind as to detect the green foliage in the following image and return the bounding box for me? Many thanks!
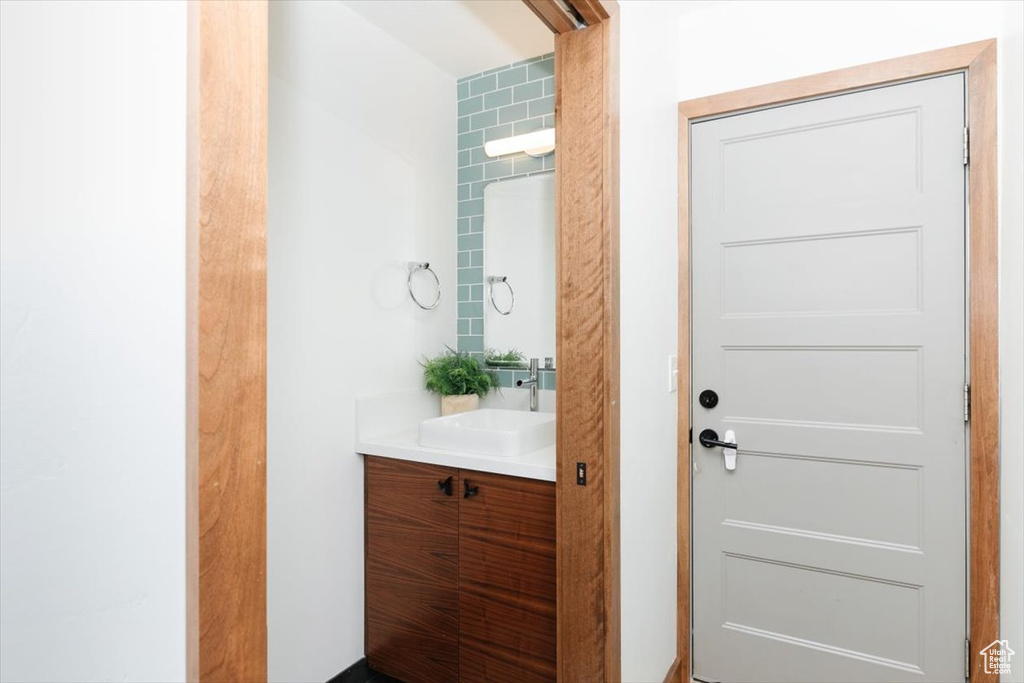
[422,348,497,398]
[485,348,525,362]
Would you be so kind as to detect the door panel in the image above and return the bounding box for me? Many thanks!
[721,227,923,317]
[691,74,966,683]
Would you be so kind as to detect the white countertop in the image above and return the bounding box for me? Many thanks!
[357,429,555,481]
[354,389,556,482]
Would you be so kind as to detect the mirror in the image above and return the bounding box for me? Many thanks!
[483,173,556,366]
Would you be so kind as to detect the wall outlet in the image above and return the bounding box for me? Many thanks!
[668,355,678,393]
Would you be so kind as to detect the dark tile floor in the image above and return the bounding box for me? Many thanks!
[327,658,403,683]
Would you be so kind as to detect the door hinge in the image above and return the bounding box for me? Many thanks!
[964,383,971,422]
[965,637,971,679]
[964,127,970,166]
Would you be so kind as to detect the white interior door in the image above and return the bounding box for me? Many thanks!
[690,74,967,683]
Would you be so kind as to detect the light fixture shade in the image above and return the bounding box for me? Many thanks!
[483,128,555,158]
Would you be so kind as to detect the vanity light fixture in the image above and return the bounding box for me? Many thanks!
[483,128,555,159]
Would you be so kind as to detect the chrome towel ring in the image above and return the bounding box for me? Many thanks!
[487,275,514,315]
[408,262,441,310]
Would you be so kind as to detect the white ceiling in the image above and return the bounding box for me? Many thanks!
[339,0,555,80]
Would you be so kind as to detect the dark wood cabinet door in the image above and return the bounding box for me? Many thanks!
[458,470,556,682]
[365,456,459,683]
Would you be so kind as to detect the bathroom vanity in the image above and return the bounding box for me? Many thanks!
[364,455,555,683]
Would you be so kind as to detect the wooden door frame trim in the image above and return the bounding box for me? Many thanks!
[675,40,999,683]
[186,0,620,680]
[541,1,622,679]
[186,1,268,681]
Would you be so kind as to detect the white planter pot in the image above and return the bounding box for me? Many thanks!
[441,394,479,416]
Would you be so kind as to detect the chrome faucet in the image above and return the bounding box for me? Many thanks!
[515,358,540,412]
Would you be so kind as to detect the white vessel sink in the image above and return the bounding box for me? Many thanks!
[418,409,555,457]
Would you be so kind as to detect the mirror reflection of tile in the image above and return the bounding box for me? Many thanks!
[456,54,556,389]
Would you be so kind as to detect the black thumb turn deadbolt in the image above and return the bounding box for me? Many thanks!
[699,389,719,409]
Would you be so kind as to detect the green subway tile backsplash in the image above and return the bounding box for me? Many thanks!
[528,58,554,81]
[497,66,528,89]
[458,302,483,318]
[529,98,554,117]
[457,267,483,285]
[469,74,497,96]
[458,335,484,353]
[458,164,483,184]
[484,123,514,143]
[498,101,529,124]
[470,108,498,131]
[484,88,513,109]
[494,369,515,388]
[513,155,544,175]
[458,199,483,218]
[513,118,545,136]
[456,53,555,391]
[458,233,483,251]
[513,80,544,103]
[458,130,483,150]
[470,180,491,199]
[484,159,514,180]
[458,95,483,117]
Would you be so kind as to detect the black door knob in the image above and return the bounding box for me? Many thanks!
[464,479,479,498]
[698,428,738,450]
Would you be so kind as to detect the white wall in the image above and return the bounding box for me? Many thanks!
[618,3,682,680]
[675,1,1024,679]
[267,2,456,680]
[0,1,187,681]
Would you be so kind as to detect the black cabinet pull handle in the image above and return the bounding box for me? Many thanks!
[437,476,453,496]
[463,479,479,498]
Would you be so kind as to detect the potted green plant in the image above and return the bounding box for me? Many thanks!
[484,347,527,369]
[422,348,497,415]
